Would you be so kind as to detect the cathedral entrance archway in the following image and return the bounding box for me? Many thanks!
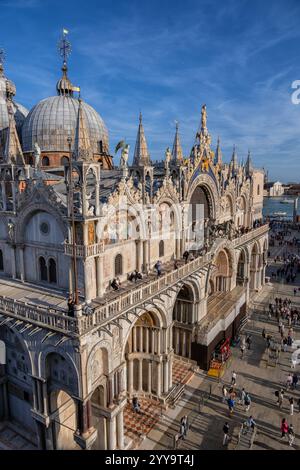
[172,284,195,359]
[125,311,171,398]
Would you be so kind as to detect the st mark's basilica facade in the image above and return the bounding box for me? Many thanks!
[0,39,268,450]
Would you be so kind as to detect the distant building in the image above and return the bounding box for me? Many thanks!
[264,181,285,197]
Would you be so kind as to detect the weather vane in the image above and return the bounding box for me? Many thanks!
[57,29,71,64]
[0,48,6,66]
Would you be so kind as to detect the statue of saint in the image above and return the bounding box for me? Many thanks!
[165,147,172,165]
[33,142,41,170]
[7,220,15,241]
[120,144,130,168]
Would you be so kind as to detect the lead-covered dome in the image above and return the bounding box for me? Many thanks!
[22,95,109,155]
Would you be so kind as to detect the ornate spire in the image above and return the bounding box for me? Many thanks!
[245,150,253,176]
[4,101,25,165]
[231,144,237,170]
[133,112,150,166]
[172,121,183,164]
[73,98,92,161]
[214,136,222,165]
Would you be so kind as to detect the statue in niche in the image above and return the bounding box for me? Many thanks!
[7,219,15,241]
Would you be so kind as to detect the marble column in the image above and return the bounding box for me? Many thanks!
[116,411,124,449]
[11,246,16,279]
[151,329,155,354]
[139,326,143,352]
[133,327,137,352]
[128,360,133,394]
[182,331,186,357]
[163,361,169,393]
[148,361,152,394]
[157,362,162,397]
[96,256,104,297]
[157,330,161,355]
[168,356,173,389]
[138,359,143,392]
[145,328,149,353]
[19,246,25,282]
[42,382,48,416]
[108,416,116,450]
[108,377,114,406]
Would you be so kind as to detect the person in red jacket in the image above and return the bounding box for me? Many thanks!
[281,418,289,439]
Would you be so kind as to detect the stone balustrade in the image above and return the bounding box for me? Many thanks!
[0,224,269,337]
[64,242,104,258]
[232,224,269,247]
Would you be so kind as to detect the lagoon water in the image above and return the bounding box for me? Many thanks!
[263,195,298,220]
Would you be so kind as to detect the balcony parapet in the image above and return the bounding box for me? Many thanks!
[64,242,104,258]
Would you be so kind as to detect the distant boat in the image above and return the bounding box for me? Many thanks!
[280,199,294,204]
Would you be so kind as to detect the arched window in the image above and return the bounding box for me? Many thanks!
[159,240,164,258]
[257,185,260,196]
[0,249,3,271]
[49,258,57,284]
[61,156,69,166]
[99,140,103,153]
[115,254,123,276]
[42,156,50,166]
[39,257,47,281]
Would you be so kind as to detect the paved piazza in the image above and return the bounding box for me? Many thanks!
[138,226,300,451]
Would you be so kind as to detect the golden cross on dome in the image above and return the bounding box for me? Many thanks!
[57,29,71,65]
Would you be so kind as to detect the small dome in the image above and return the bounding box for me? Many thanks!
[22,95,109,155]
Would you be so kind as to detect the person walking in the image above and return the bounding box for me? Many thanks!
[227,397,235,415]
[180,415,189,440]
[246,415,256,431]
[292,373,298,390]
[289,397,294,416]
[281,418,289,439]
[231,371,237,386]
[286,373,293,390]
[223,422,230,446]
[222,384,228,404]
[240,342,246,359]
[244,392,251,412]
[288,424,295,447]
[239,388,246,406]
[246,335,252,350]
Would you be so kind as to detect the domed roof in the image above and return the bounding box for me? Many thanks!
[22,95,109,155]
[0,67,29,152]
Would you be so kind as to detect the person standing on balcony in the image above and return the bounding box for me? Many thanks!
[155,260,162,277]
[183,251,189,264]
[67,295,74,317]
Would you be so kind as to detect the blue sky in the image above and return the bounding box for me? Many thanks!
[1,0,300,182]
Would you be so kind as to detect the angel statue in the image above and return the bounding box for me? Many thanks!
[33,142,41,171]
[115,140,130,168]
